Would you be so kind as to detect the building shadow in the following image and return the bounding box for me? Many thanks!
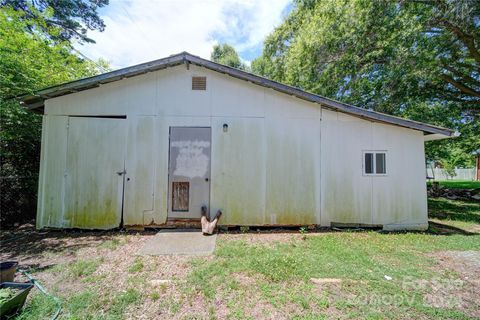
[0,227,157,267]
[427,221,478,236]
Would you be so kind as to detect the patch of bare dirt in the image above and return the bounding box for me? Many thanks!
[1,229,346,319]
[426,250,480,318]
[232,272,257,286]
[219,232,307,246]
[0,230,122,270]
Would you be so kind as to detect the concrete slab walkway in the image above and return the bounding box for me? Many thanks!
[139,230,217,256]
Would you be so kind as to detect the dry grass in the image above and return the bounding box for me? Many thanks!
[1,197,478,319]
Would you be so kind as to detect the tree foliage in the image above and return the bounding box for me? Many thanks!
[252,0,479,168]
[0,5,107,226]
[0,0,108,43]
[420,0,480,108]
[211,43,247,70]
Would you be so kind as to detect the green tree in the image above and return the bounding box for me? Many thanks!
[1,0,109,43]
[252,0,479,167]
[0,6,107,226]
[211,43,246,70]
[417,0,480,108]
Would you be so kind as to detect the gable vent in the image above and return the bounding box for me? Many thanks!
[192,76,207,90]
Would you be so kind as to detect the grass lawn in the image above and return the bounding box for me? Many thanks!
[427,180,480,189]
[428,197,480,231]
[1,197,479,319]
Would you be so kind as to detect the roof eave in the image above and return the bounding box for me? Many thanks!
[185,54,453,136]
[17,52,453,137]
[19,53,187,109]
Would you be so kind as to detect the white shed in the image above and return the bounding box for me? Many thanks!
[20,52,452,231]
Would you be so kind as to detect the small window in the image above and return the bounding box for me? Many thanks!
[192,76,206,90]
[375,153,386,174]
[365,152,374,174]
[363,151,387,175]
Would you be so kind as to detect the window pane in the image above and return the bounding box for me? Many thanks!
[365,153,374,174]
[376,153,386,174]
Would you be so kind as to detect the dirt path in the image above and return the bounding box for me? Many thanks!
[427,250,480,318]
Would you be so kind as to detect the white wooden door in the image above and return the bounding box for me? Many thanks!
[64,117,127,229]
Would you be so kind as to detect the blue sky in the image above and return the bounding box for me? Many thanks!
[75,0,292,69]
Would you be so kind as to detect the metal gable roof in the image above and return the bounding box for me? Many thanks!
[18,51,452,136]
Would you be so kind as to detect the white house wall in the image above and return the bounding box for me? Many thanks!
[371,123,427,229]
[265,117,321,225]
[210,117,267,225]
[320,110,428,230]
[124,116,156,225]
[38,64,427,229]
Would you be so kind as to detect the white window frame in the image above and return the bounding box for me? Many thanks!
[362,150,388,176]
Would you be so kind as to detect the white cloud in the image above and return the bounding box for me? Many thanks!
[76,0,290,69]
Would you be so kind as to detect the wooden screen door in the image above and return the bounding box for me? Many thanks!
[168,127,211,219]
[64,117,127,229]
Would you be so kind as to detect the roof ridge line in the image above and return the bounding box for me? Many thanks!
[17,52,452,137]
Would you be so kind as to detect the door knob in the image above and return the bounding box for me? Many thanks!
[205,178,209,182]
